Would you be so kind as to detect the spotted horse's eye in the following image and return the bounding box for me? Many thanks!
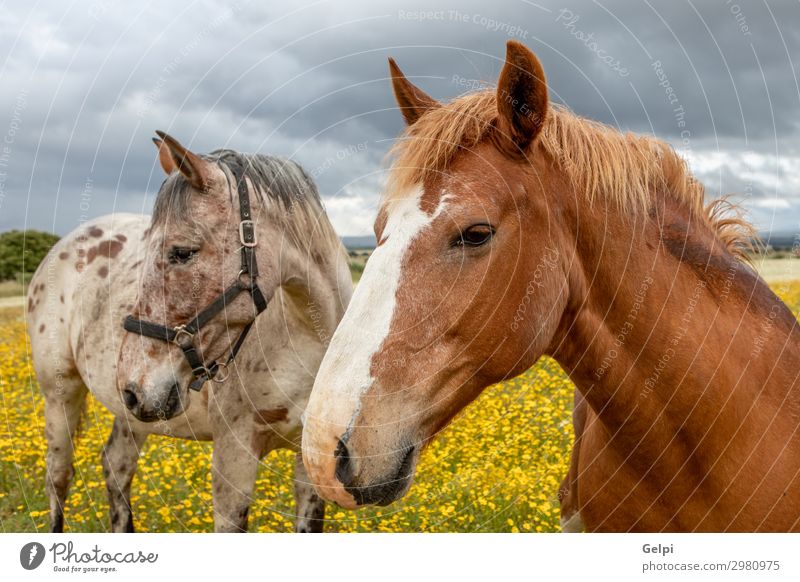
[453,224,495,248]
[168,247,199,265]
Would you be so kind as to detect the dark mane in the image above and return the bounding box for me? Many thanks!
[151,150,339,252]
[152,150,322,224]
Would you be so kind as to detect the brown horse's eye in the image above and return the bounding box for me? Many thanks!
[454,224,494,248]
[168,247,198,264]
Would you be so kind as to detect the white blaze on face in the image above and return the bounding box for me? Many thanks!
[303,185,447,447]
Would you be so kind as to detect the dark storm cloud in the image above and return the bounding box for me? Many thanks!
[0,0,798,236]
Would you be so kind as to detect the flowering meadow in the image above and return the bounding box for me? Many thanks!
[2,281,800,533]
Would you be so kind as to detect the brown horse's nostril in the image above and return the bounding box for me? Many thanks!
[334,438,354,487]
[333,441,416,507]
[122,386,138,410]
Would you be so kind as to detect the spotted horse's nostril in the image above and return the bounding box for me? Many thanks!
[122,384,138,410]
[163,382,182,417]
[334,438,355,487]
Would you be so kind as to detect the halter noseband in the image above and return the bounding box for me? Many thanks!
[123,165,269,391]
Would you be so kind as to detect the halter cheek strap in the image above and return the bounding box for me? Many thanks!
[123,165,269,391]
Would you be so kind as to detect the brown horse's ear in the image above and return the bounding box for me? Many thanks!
[152,137,176,175]
[494,41,548,156]
[388,57,439,126]
[153,131,209,191]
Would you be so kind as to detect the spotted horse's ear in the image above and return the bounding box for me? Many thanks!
[152,136,175,175]
[493,40,549,157]
[152,131,211,191]
[388,57,440,126]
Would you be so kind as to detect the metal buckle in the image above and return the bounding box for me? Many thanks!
[172,325,194,348]
[239,220,257,248]
[212,361,230,383]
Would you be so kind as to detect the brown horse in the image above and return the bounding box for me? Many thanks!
[302,41,800,532]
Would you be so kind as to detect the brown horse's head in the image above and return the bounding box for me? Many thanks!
[302,42,571,508]
[117,134,316,422]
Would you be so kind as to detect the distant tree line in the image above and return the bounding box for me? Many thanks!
[0,230,60,281]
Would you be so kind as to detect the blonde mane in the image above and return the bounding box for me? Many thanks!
[386,90,755,261]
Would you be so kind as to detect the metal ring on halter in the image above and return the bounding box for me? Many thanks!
[172,325,194,348]
[237,269,254,287]
[212,361,230,383]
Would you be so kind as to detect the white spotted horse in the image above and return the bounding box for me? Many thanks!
[27,132,352,532]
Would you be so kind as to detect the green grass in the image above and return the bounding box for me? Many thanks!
[347,250,370,283]
[750,256,800,283]
[0,279,26,299]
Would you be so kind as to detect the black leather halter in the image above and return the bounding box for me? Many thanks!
[123,165,269,391]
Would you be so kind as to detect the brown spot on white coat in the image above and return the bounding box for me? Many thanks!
[254,408,289,424]
[87,240,123,264]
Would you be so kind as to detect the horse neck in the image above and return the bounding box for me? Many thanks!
[267,209,352,341]
[547,188,800,442]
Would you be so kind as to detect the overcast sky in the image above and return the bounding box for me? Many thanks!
[0,0,798,237]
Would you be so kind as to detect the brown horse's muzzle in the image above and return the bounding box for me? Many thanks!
[332,437,418,507]
[302,419,419,509]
